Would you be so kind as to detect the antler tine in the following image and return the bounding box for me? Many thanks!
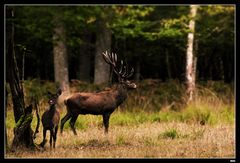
[111,52,119,74]
[120,64,127,78]
[122,64,128,78]
[103,51,115,67]
[102,51,134,80]
[102,51,111,65]
[119,60,124,74]
[102,51,120,76]
[119,62,134,79]
[109,52,114,65]
[118,61,130,78]
[112,52,118,66]
[125,67,134,78]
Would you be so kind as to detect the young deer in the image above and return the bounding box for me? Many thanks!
[60,51,137,135]
[40,89,62,149]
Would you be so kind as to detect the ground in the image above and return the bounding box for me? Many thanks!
[5,120,235,158]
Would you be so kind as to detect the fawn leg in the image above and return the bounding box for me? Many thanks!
[50,129,53,149]
[40,128,47,147]
[53,126,58,148]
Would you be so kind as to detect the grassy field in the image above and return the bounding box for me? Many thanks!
[5,109,235,158]
[4,79,235,158]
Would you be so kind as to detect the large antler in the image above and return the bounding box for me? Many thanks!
[102,51,134,81]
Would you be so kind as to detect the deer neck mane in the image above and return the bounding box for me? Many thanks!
[114,84,128,106]
[48,104,56,117]
[50,104,56,110]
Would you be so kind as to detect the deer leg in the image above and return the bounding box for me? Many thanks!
[40,128,47,147]
[53,126,58,148]
[50,129,53,149]
[70,115,78,135]
[103,113,110,134]
[60,112,71,134]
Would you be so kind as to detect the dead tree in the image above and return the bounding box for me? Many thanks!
[6,7,35,151]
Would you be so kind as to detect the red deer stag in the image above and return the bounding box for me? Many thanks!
[40,89,62,149]
[60,51,137,135]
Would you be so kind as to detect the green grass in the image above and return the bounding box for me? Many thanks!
[160,128,179,139]
[6,103,234,133]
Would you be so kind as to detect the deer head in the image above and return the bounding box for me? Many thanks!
[47,88,62,105]
[102,51,137,89]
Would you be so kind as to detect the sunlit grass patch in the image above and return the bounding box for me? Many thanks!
[159,128,179,139]
[179,97,234,125]
[115,134,130,146]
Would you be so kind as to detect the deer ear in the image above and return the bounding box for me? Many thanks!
[57,88,62,96]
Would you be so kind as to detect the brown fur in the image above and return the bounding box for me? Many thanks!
[60,84,135,135]
[40,89,62,149]
[60,52,137,135]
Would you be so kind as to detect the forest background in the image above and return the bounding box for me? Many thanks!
[5,5,235,158]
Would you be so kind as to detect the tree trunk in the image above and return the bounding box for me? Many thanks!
[53,13,69,93]
[134,59,141,81]
[192,39,198,86]
[94,18,111,85]
[186,5,198,102]
[11,105,34,151]
[77,32,91,82]
[165,48,172,79]
[193,57,197,85]
[33,98,40,140]
[6,7,35,151]
[6,7,24,123]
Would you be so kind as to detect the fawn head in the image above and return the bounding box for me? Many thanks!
[47,88,62,105]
